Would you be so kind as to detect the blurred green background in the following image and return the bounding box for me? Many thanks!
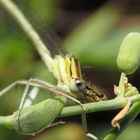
[0,0,140,140]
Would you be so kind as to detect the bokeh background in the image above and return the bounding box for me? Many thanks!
[0,0,140,140]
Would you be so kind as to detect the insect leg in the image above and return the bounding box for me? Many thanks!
[81,109,99,140]
[0,80,38,97]
[16,79,41,130]
[0,78,93,135]
[28,78,86,110]
[16,79,32,130]
[0,79,83,105]
[81,107,99,140]
[25,79,90,132]
[86,133,99,140]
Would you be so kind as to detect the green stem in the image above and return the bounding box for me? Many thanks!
[117,72,126,96]
[60,95,140,117]
[103,102,140,140]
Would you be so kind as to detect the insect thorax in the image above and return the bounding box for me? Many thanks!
[52,55,106,103]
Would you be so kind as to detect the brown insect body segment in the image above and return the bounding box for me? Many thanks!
[85,84,106,103]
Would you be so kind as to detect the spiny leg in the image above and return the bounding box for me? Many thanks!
[0,78,94,138]
[81,112,87,132]
[47,121,66,128]
[81,109,99,140]
[16,79,32,130]
[30,78,86,110]
[22,79,88,134]
[0,79,54,100]
[0,79,66,131]
[25,79,91,137]
[86,133,99,140]
[0,79,85,110]
[0,80,23,97]
[28,79,98,139]
[0,78,84,109]
[0,80,40,97]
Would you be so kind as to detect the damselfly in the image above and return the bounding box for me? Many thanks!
[0,0,106,139]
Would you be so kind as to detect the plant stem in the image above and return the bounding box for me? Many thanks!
[103,102,140,140]
[117,72,126,96]
[0,0,53,71]
[60,95,140,117]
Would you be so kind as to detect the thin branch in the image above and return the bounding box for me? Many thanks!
[103,102,140,140]
[0,0,53,71]
[60,95,140,117]
[118,72,126,96]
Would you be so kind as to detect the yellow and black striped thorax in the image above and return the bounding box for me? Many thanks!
[52,55,106,103]
[52,55,81,85]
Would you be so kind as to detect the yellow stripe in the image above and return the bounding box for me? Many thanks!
[64,56,71,81]
[70,57,81,78]
[53,55,82,84]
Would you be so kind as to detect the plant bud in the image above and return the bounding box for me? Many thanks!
[117,32,140,75]
[1,96,67,135]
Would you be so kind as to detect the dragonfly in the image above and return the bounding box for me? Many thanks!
[0,0,106,139]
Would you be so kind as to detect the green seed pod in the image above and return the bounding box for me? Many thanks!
[0,96,67,135]
[117,32,140,75]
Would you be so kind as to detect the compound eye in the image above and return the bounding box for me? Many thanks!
[75,78,83,86]
[75,78,86,91]
[69,77,86,93]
